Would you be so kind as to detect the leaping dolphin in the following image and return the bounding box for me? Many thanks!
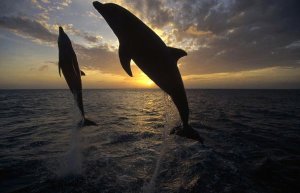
[93,2,203,142]
[58,26,97,127]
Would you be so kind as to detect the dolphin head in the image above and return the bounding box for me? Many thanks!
[59,26,64,34]
[93,1,129,37]
[93,1,114,19]
[58,26,71,50]
[93,1,124,20]
[58,26,65,42]
[92,1,104,11]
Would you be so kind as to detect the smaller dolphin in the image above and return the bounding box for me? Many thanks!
[58,26,96,127]
[93,2,202,142]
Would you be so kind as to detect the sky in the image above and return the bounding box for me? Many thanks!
[0,0,300,89]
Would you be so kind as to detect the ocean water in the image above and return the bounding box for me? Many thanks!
[0,89,299,193]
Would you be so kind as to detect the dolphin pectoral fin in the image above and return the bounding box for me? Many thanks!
[168,47,187,62]
[80,70,86,76]
[119,44,133,77]
[170,125,204,143]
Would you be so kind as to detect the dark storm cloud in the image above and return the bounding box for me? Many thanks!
[125,0,173,27]
[123,0,300,75]
[0,16,57,43]
[180,23,300,74]
[143,0,300,36]
[178,0,300,74]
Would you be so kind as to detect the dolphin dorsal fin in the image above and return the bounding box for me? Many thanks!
[168,47,187,62]
[119,43,133,77]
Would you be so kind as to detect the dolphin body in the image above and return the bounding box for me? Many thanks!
[93,2,202,142]
[58,26,97,127]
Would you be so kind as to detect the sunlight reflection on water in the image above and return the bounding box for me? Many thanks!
[0,89,299,193]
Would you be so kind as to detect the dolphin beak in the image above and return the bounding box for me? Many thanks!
[59,26,64,34]
[93,1,104,10]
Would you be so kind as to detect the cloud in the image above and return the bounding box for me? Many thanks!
[171,0,300,75]
[74,44,124,75]
[0,0,35,17]
[31,0,72,12]
[285,40,300,49]
[38,64,49,71]
[0,0,72,22]
[124,0,173,27]
[59,24,103,43]
[1,0,300,81]
[0,15,123,75]
[183,66,300,89]
[94,0,298,77]
[0,16,57,44]
[1,0,102,45]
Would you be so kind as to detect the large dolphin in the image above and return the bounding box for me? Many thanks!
[58,26,97,127]
[93,2,202,142]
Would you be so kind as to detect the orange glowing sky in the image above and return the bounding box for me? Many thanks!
[0,0,300,89]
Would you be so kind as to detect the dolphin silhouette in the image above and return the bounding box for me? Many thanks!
[93,2,202,142]
[58,26,97,127]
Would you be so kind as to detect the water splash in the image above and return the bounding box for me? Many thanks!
[143,94,174,193]
[57,96,83,177]
[63,126,82,176]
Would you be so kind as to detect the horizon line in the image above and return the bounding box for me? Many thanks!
[1,88,300,90]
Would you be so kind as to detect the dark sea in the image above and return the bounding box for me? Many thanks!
[0,89,299,193]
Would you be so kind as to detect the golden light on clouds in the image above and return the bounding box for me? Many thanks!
[1,0,299,89]
[185,25,212,37]
[183,66,300,88]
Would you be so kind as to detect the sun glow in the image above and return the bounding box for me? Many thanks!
[135,72,155,87]
[78,68,156,88]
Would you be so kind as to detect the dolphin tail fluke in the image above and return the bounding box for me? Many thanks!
[78,118,97,127]
[170,124,204,143]
[83,118,97,126]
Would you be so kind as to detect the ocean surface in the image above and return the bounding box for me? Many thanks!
[0,89,299,193]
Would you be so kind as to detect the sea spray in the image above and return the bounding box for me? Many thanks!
[143,94,174,193]
[58,96,83,177]
[64,126,82,175]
